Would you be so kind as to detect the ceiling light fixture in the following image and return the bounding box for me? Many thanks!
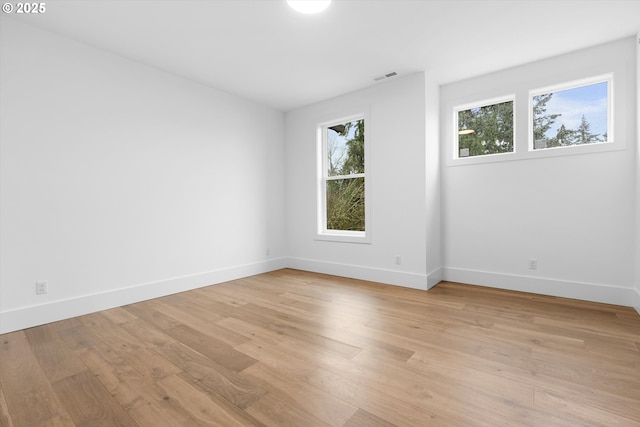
[287,0,331,14]
[458,129,475,135]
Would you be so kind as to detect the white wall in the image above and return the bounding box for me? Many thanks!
[441,37,637,306]
[635,32,640,313]
[0,19,286,333]
[284,73,440,289]
[425,75,442,287]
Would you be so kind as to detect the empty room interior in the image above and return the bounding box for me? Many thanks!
[1,0,640,426]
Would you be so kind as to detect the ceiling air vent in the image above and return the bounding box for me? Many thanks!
[373,72,398,82]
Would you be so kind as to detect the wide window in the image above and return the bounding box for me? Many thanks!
[455,97,514,158]
[530,75,612,150]
[317,115,369,242]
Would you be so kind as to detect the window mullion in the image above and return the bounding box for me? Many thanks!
[325,173,365,181]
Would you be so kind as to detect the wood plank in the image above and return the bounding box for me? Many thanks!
[243,362,358,426]
[123,302,182,330]
[52,370,138,427]
[217,316,289,347]
[147,293,225,325]
[154,341,267,409]
[219,317,353,375]
[190,285,252,308]
[100,307,139,325]
[78,343,151,409]
[76,342,195,426]
[325,349,516,425]
[155,374,265,427]
[37,415,78,427]
[343,409,398,427]
[231,303,363,359]
[529,346,640,399]
[233,339,318,378]
[24,324,87,382]
[245,392,331,427]
[410,343,640,423]
[303,367,447,426]
[0,331,76,427]
[80,312,182,380]
[163,324,257,372]
[120,318,267,409]
[0,383,15,427]
[56,323,102,351]
[149,298,248,347]
[366,315,536,372]
[238,299,415,362]
[533,388,639,426]
[118,317,179,349]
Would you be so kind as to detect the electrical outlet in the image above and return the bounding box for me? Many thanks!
[528,258,538,270]
[266,248,271,256]
[36,280,48,295]
[395,255,401,265]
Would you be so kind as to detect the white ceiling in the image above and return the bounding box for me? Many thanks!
[6,0,640,111]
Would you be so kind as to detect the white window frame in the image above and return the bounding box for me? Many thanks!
[453,95,516,161]
[528,73,614,152]
[316,112,370,244]
[445,70,623,167]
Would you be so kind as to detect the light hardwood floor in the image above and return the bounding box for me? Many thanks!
[1,268,639,426]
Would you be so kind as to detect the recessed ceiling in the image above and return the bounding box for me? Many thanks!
[4,0,639,111]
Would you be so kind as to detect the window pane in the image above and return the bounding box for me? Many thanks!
[532,81,608,149]
[326,177,365,231]
[327,119,364,176]
[457,100,514,158]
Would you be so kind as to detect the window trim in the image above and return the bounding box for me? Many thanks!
[528,73,614,152]
[453,94,517,161]
[316,111,371,244]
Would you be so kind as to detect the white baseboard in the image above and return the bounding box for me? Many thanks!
[443,267,637,307]
[286,257,431,291]
[3,260,636,334]
[0,258,286,334]
[633,288,640,316]
[426,267,443,290]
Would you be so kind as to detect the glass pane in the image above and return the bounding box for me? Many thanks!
[327,119,364,176]
[457,100,514,158]
[532,81,608,149]
[326,177,365,231]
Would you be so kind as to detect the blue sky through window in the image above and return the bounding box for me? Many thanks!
[541,81,608,138]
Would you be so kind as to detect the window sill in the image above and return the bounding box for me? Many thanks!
[316,231,370,244]
[447,140,623,167]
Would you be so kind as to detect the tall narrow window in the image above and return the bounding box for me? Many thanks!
[318,115,368,242]
[530,75,612,150]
